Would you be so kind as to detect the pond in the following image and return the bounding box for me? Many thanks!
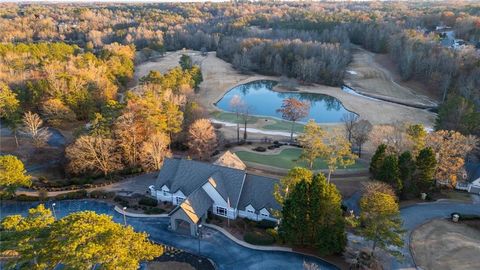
[216,80,353,123]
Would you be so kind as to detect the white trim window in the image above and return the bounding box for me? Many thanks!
[216,206,227,217]
[176,197,184,205]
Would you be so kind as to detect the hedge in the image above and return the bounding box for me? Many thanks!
[138,196,158,207]
[256,219,277,229]
[244,231,275,246]
[144,208,165,214]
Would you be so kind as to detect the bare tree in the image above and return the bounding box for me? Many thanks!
[66,135,123,177]
[22,111,51,147]
[277,98,310,141]
[351,120,373,157]
[342,112,359,143]
[240,104,252,141]
[187,119,218,160]
[140,132,171,171]
[230,95,243,143]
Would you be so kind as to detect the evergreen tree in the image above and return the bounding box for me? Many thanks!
[310,174,346,254]
[415,147,437,193]
[369,144,387,179]
[378,155,402,194]
[398,151,417,198]
[280,173,346,254]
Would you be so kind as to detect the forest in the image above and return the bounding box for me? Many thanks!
[0,1,479,182]
[0,1,478,136]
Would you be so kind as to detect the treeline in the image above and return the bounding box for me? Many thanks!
[217,37,350,86]
[0,42,134,121]
[66,60,209,177]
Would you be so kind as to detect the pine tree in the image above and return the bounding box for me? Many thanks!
[398,151,417,198]
[416,147,437,193]
[280,173,346,254]
[378,155,402,194]
[369,144,387,179]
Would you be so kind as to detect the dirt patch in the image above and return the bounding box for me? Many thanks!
[411,219,480,270]
[134,50,208,84]
[345,48,439,107]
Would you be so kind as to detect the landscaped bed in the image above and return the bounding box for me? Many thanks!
[235,148,366,170]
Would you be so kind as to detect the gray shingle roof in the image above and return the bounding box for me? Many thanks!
[156,158,246,208]
[466,162,480,182]
[238,174,281,213]
[170,188,213,224]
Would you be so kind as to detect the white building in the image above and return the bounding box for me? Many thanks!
[149,152,280,236]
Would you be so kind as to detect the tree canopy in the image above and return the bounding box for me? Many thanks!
[0,205,163,270]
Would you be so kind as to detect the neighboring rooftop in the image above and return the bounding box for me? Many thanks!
[213,151,247,170]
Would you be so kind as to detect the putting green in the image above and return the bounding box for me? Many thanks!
[235,148,365,170]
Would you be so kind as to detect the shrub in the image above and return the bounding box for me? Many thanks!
[253,146,266,152]
[267,145,276,150]
[144,208,165,215]
[256,219,277,229]
[90,190,115,199]
[54,190,88,200]
[138,196,158,207]
[266,228,279,241]
[244,231,275,245]
[16,194,40,201]
[114,196,130,207]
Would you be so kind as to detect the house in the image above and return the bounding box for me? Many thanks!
[456,163,480,195]
[149,152,280,236]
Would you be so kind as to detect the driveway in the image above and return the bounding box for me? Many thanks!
[394,199,480,269]
[0,200,339,270]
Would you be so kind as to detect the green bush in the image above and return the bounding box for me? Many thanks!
[16,194,40,201]
[90,190,116,199]
[114,196,129,207]
[256,219,277,229]
[144,208,165,215]
[266,228,279,241]
[244,231,275,245]
[138,196,158,207]
[54,190,88,200]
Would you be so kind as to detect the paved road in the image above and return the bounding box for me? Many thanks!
[394,199,480,269]
[0,200,339,270]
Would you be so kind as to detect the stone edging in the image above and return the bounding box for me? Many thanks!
[114,205,168,218]
[203,223,292,251]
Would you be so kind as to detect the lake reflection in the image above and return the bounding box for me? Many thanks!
[216,80,352,123]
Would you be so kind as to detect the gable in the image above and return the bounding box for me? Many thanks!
[155,158,247,208]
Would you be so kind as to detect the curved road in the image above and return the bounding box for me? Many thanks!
[0,200,338,270]
[2,199,479,269]
[393,200,480,269]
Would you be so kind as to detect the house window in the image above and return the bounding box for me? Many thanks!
[176,197,184,205]
[216,207,227,217]
[247,209,254,214]
[163,191,169,196]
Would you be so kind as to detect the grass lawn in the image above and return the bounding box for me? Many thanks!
[263,121,305,133]
[210,111,258,124]
[211,111,305,132]
[235,148,366,170]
